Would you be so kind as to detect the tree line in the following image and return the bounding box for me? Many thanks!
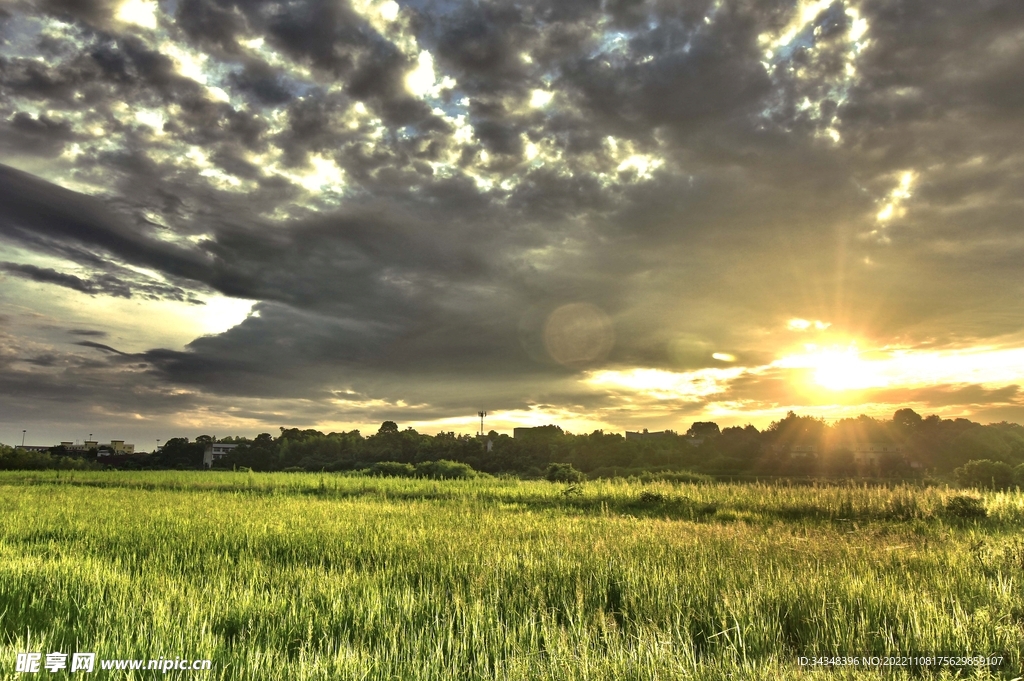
[7,409,1024,487]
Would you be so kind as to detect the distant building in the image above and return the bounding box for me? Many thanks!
[19,445,52,453]
[625,429,672,440]
[203,443,239,468]
[59,439,135,456]
[848,442,902,467]
[770,443,819,455]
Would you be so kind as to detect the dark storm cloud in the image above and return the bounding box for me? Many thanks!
[0,332,231,441]
[135,300,544,398]
[0,261,132,297]
[227,61,295,105]
[0,164,219,281]
[0,259,201,302]
[433,4,535,95]
[1,112,79,156]
[170,0,443,127]
[75,339,128,354]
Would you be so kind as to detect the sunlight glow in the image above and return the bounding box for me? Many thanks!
[616,155,663,179]
[788,318,831,331]
[116,0,158,28]
[161,43,209,84]
[586,367,747,402]
[135,110,165,133]
[397,408,613,437]
[877,170,916,222]
[582,341,1024,423]
[775,345,889,391]
[378,0,399,21]
[774,343,1024,393]
[297,154,346,192]
[529,90,554,108]
[406,51,436,97]
[763,0,833,50]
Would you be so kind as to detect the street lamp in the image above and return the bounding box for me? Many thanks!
[22,430,26,447]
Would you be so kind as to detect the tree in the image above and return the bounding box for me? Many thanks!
[378,421,399,435]
[154,438,205,469]
[1014,463,1024,488]
[955,459,1014,490]
[893,408,923,430]
[687,422,721,438]
[545,462,584,483]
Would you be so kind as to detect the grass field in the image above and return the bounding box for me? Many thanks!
[1,471,1023,679]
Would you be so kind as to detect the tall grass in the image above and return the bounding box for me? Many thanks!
[1,471,1021,679]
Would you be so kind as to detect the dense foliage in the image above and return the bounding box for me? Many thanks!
[201,411,1024,482]
[0,445,100,470]
[8,410,1024,486]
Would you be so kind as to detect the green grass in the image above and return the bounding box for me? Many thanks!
[1,471,1022,679]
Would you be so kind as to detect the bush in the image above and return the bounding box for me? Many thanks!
[561,484,583,498]
[368,461,416,478]
[954,459,1014,490]
[414,460,477,480]
[586,467,710,484]
[944,495,987,519]
[545,463,584,483]
[0,446,99,471]
[1014,463,1024,489]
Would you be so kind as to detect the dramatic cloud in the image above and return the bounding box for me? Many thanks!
[2,0,1023,446]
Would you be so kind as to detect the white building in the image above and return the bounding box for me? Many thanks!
[203,443,239,468]
[60,439,135,456]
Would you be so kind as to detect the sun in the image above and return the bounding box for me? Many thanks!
[810,347,888,391]
[776,344,890,392]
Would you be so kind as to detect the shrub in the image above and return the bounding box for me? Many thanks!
[414,460,477,480]
[954,459,1014,490]
[943,495,987,519]
[0,446,99,471]
[586,467,710,484]
[368,461,416,478]
[561,484,583,498]
[638,490,666,503]
[545,463,584,483]
[1014,463,1024,489]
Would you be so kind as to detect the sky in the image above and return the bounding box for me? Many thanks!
[2,0,1023,448]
